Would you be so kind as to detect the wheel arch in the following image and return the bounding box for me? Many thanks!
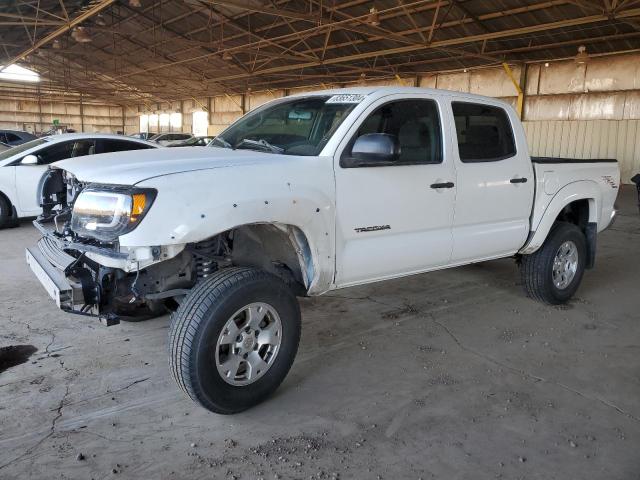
[194,222,324,296]
[0,188,18,220]
[520,180,601,255]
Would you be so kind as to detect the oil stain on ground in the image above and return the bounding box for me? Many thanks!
[0,345,37,374]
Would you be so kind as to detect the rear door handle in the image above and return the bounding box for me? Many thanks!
[430,182,455,189]
[510,177,528,184]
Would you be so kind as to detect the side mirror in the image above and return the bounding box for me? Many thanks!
[341,133,400,168]
[21,154,39,165]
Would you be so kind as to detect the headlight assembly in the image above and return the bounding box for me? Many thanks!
[71,185,156,241]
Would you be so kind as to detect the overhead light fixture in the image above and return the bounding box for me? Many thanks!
[72,27,92,43]
[358,72,367,85]
[128,0,142,7]
[544,62,549,67]
[52,39,62,50]
[222,51,233,61]
[575,45,589,65]
[368,6,380,26]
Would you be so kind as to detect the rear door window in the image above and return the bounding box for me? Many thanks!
[71,140,97,157]
[100,139,154,153]
[452,102,516,162]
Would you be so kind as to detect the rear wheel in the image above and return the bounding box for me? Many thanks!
[520,222,587,304]
[168,267,301,414]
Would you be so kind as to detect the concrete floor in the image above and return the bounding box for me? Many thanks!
[0,189,638,480]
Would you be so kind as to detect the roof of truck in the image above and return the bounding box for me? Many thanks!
[287,86,512,106]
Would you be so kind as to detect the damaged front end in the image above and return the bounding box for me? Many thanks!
[27,168,220,325]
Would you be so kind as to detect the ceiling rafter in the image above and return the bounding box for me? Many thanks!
[2,0,640,103]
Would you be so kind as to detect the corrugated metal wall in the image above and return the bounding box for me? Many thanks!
[523,120,640,183]
[0,84,129,134]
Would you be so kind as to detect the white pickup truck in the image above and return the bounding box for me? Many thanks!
[26,87,619,414]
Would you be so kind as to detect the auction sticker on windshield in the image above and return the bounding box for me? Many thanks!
[326,94,365,104]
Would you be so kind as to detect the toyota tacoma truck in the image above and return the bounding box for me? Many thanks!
[26,87,619,414]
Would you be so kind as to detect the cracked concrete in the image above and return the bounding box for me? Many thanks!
[0,189,638,480]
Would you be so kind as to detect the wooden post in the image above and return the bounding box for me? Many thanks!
[37,86,43,134]
[79,93,85,132]
[502,62,524,119]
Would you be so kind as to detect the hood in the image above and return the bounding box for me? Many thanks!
[53,146,283,185]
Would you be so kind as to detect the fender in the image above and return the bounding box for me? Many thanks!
[120,160,336,294]
[519,180,601,255]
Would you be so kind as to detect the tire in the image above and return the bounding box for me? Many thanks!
[168,267,301,414]
[0,194,17,229]
[521,221,587,305]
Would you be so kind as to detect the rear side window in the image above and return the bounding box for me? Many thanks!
[100,139,154,153]
[5,133,20,142]
[71,140,97,157]
[452,102,515,162]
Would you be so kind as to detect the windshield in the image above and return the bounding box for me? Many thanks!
[211,95,360,156]
[0,138,47,162]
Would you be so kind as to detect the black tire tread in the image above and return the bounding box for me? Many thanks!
[0,193,16,229]
[521,221,584,305]
[168,267,298,412]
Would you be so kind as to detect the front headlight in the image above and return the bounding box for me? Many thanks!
[71,185,156,241]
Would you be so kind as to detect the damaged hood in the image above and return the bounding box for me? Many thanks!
[53,146,286,185]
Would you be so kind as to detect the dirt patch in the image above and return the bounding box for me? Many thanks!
[0,344,37,374]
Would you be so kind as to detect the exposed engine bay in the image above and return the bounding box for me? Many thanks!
[32,168,308,324]
[34,168,232,322]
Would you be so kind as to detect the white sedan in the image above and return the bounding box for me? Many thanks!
[0,133,158,227]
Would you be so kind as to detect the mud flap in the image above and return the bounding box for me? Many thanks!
[585,222,597,269]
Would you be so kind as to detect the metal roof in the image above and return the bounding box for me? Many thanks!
[1,0,639,104]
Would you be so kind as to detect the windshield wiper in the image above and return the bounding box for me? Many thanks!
[234,138,284,154]
[210,136,232,149]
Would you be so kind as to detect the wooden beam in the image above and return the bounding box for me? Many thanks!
[502,62,523,118]
[201,0,319,22]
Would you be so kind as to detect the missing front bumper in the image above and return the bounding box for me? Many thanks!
[26,246,75,310]
[26,245,119,326]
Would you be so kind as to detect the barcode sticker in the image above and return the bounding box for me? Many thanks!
[326,94,365,104]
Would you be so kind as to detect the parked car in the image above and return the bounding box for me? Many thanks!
[130,132,154,140]
[168,136,214,147]
[0,129,37,146]
[28,87,619,414]
[0,133,158,227]
[149,132,193,146]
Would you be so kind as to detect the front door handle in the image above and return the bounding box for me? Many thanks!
[430,182,455,189]
[510,177,528,184]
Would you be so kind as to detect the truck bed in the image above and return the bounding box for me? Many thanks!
[529,157,620,239]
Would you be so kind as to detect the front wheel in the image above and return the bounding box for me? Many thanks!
[168,267,301,414]
[0,195,17,229]
[520,222,587,305]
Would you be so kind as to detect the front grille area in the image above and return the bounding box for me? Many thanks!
[37,235,75,271]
